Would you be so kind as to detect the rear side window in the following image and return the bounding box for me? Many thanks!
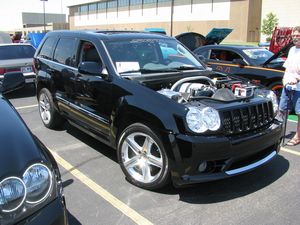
[0,45,35,60]
[53,38,77,67]
[38,37,57,60]
[194,49,209,59]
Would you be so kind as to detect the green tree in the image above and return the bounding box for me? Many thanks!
[261,12,279,41]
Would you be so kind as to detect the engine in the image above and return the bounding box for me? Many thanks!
[157,76,257,103]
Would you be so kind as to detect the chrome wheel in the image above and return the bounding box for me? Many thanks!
[121,132,163,184]
[39,92,51,124]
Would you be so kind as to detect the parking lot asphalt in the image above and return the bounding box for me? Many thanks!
[7,85,300,225]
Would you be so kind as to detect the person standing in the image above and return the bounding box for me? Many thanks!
[279,26,300,146]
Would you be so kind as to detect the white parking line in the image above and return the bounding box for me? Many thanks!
[15,104,38,110]
[49,149,154,225]
[288,119,297,123]
[281,147,300,156]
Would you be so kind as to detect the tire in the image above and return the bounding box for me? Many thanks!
[38,88,65,129]
[117,123,170,190]
[268,81,283,99]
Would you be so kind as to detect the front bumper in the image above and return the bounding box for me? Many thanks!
[16,197,68,225]
[169,121,282,186]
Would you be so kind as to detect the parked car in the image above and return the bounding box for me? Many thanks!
[0,72,68,225]
[0,43,36,84]
[34,30,282,190]
[175,30,286,97]
[193,44,285,96]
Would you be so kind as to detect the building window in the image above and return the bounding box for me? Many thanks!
[130,0,142,5]
[89,3,97,12]
[107,0,117,8]
[144,0,156,4]
[158,0,170,2]
[98,2,106,10]
[119,0,129,7]
[80,5,88,13]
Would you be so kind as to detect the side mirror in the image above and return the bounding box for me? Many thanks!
[232,58,247,67]
[78,61,108,79]
[0,72,25,94]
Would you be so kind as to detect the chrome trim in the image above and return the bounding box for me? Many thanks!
[225,151,276,175]
[100,40,119,76]
[0,176,27,213]
[37,57,78,71]
[22,163,53,204]
[56,95,109,125]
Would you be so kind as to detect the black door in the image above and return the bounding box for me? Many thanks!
[73,41,112,141]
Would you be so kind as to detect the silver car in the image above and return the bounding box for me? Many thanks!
[0,43,36,84]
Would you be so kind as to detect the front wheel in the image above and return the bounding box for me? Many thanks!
[117,123,170,190]
[269,81,283,99]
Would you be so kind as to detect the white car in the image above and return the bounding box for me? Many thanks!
[0,43,36,84]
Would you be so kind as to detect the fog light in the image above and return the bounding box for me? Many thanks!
[198,161,207,173]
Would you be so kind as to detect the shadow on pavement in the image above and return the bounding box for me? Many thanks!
[58,119,289,204]
[157,155,289,204]
[68,210,82,225]
[65,122,118,163]
[5,84,35,99]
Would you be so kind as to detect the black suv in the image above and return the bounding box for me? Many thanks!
[34,31,282,190]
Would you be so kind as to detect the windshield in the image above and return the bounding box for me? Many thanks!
[104,38,204,74]
[242,48,284,65]
[0,45,35,60]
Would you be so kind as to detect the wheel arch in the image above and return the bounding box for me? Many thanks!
[112,104,176,160]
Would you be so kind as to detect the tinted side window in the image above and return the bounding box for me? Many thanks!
[39,37,57,60]
[210,49,242,62]
[54,38,77,67]
[195,49,209,59]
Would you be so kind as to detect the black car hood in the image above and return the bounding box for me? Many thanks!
[0,96,44,179]
[263,42,294,66]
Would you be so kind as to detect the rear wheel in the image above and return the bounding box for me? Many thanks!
[117,123,170,190]
[38,88,65,129]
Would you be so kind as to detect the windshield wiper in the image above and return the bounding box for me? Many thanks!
[119,68,179,74]
[170,66,202,71]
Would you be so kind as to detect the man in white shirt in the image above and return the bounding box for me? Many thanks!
[279,26,300,145]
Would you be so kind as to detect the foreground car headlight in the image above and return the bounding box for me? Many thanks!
[23,164,52,204]
[186,107,221,133]
[0,163,56,225]
[255,89,279,115]
[0,177,26,212]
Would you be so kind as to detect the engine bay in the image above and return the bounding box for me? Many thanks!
[157,74,257,103]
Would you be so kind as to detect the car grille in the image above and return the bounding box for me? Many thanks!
[222,101,274,135]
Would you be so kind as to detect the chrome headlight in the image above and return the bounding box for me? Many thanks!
[0,177,26,213]
[186,107,221,133]
[0,163,55,225]
[23,163,52,204]
[255,89,279,115]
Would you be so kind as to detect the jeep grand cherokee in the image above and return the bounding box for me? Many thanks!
[34,31,283,190]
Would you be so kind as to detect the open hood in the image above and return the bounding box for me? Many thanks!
[205,28,233,45]
[262,41,293,66]
[175,28,233,51]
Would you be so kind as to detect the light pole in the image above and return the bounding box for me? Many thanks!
[41,0,48,32]
[170,0,174,36]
